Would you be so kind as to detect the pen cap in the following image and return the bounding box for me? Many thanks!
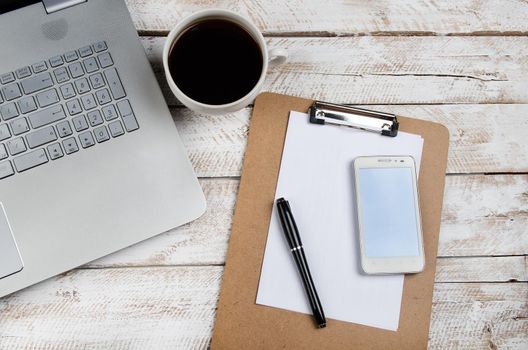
[276,198,303,249]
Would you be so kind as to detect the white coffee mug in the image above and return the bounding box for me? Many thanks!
[162,9,287,115]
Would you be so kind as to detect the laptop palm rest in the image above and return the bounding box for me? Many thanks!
[0,203,24,280]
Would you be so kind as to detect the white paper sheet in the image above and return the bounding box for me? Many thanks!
[256,111,424,331]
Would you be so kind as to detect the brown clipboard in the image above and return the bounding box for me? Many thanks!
[211,92,449,349]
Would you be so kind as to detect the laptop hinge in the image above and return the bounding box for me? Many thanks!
[42,0,86,14]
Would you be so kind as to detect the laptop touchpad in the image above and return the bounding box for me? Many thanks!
[0,203,23,279]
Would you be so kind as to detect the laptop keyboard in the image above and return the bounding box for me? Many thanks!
[0,41,139,180]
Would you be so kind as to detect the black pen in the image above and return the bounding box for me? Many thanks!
[276,197,326,328]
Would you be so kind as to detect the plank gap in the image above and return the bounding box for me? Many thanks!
[76,264,225,270]
[434,281,528,284]
[438,254,528,259]
[137,31,528,38]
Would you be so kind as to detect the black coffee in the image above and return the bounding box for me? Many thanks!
[168,19,264,105]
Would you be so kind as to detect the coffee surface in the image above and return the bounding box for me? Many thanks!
[168,19,263,105]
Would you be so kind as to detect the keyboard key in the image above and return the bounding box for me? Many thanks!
[122,114,139,132]
[36,88,59,108]
[72,115,88,131]
[26,126,57,148]
[69,62,84,79]
[32,61,47,73]
[108,120,124,137]
[28,105,66,128]
[49,55,64,68]
[0,144,7,160]
[7,137,26,155]
[93,41,107,53]
[0,72,14,85]
[0,102,19,121]
[104,68,126,99]
[53,67,70,83]
[87,110,103,127]
[56,121,73,137]
[116,99,132,117]
[59,83,76,99]
[102,104,118,121]
[95,88,111,105]
[0,161,14,179]
[94,125,110,143]
[47,142,64,160]
[89,73,105,89]
[2,83,22,101]
[18,96,37,114]
[13,149,48,172]
[10,117,30,136]
[0,124,11,141]
[66,99,82,116]
[81,93,96,110]
[62,137,79,154]
[64,50,79,62]
[97,52,113,68]
[20,72,54,95]
[74,78,90,94]
[83,57,98,73]
[79,45,93,58]
[78,131,95,148]
[15,66,31,79]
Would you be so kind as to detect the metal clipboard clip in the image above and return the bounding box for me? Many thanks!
[309,101,399,137]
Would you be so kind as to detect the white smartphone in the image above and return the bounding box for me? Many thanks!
[353,156,425,274]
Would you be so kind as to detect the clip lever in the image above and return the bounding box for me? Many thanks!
[309,101,399,137]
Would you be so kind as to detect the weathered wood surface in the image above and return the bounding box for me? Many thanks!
[126,0,528,36]
[168,104,528,177]
[2,1,527,349]
[141,36,528,106]
[0,268,526,350]
[435,256,527,283]
[88,175,528,268]
[429,283,528,350]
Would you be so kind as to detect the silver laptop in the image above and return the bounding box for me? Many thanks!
[0,0,206,297]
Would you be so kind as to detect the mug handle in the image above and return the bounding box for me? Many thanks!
[268,48,288,67]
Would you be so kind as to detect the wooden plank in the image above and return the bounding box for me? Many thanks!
[125,0,528,36]
[170,105,528,177]
[173,109,250,178]
[429,282,528,349]
[0,267,526,349]
[142,36,528,105]
[0,267,222,350]
[440,175,528,257]
[88,175,528,268]
[435,256,527,283]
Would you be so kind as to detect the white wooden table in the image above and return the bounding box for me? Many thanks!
[1,1,527,349]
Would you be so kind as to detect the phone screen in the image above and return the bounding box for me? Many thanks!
[357,167,420,257]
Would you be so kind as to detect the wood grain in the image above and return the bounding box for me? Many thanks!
[87,175,528,269]
[435,256,527,283]
[440,175,528,257]
[168,105,528,177]
[0,267,222,350]
[429,282,528,349]
[0,267,526,350]
[125,0,528,36]
[142,36,528,105]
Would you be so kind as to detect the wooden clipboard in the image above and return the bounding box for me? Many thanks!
[211,92,449,349]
